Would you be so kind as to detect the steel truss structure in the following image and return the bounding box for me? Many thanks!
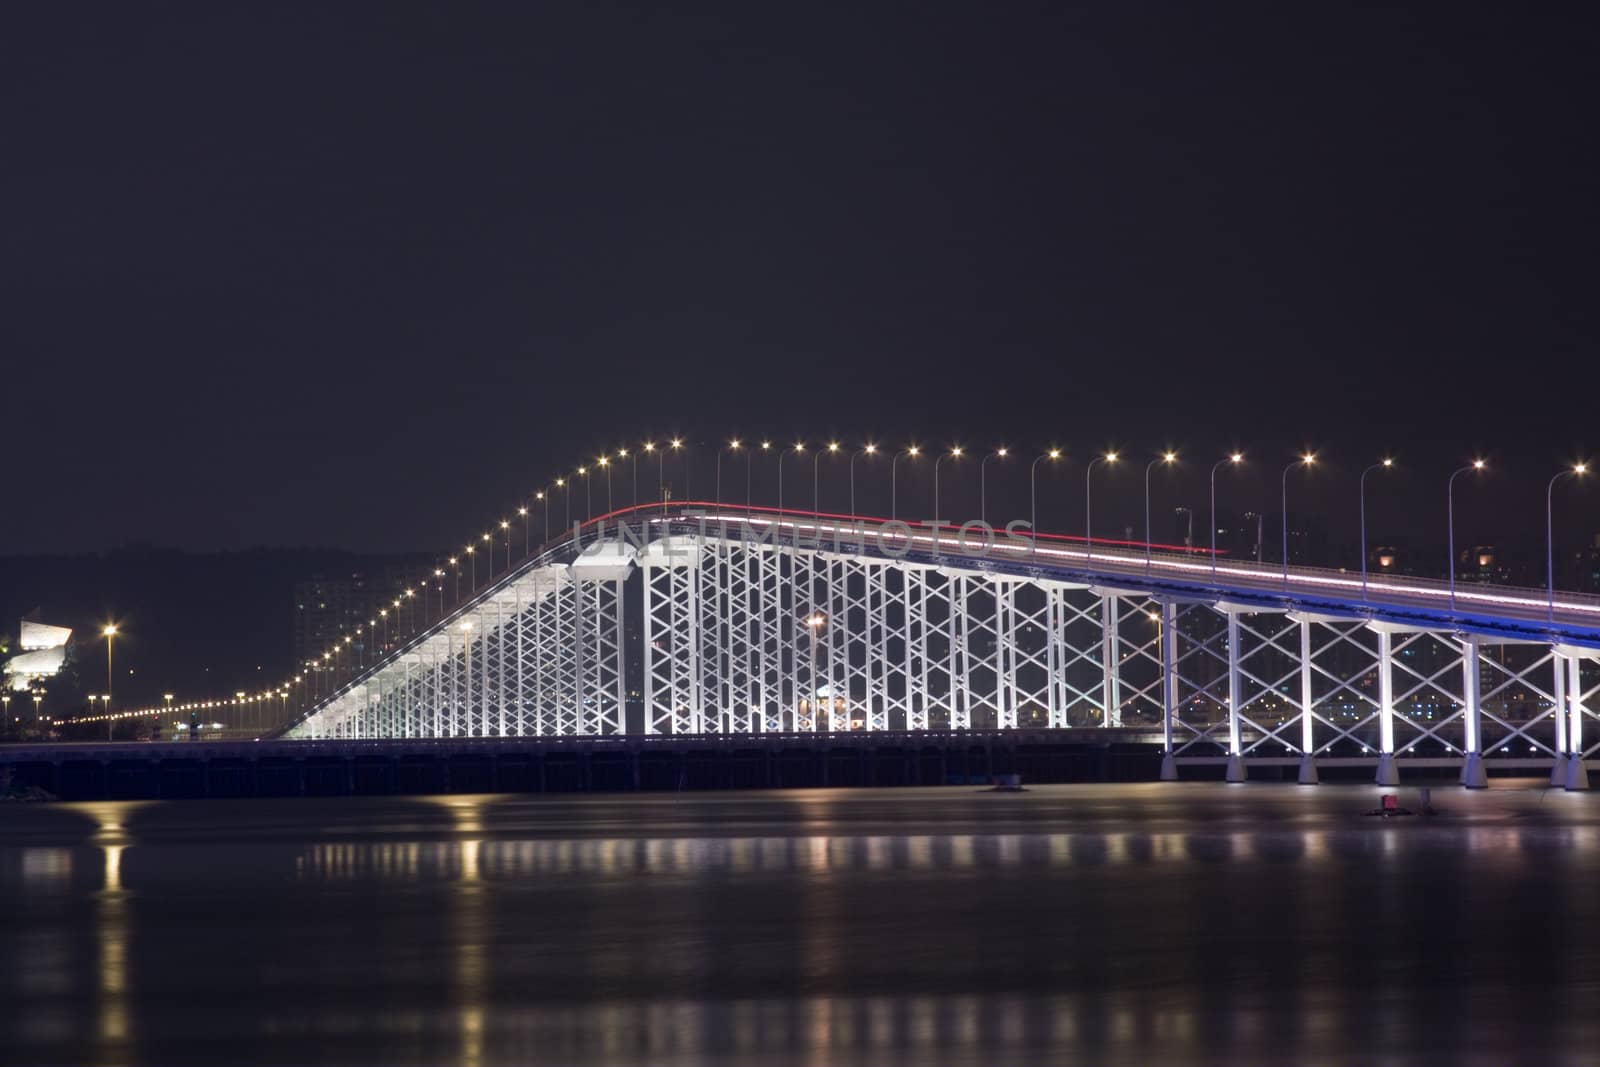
[285,506,1600,788]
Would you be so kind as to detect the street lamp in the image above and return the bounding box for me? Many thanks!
[716,439,741,510]
[890,446,920,522]
[1358,458,1394,598]
[1030,450,1062,557]
[598,455,612,514]
[849,444,877,520]
[1085,451,1117,563]
[1547,463,1589,624]
[101,624,117,719]
[1145,452,1178,575]
[465,544,476,593]
[980,448,1008,527]
[1447,460,1487,611]
[1281,453,1315,588]
[518,505,529,556]
[804,611,827,731]
[643,441,660,505]
[777,442,805,542]
[481,531,493,576]
[670,438,685,501]
[934,447,962,535]
[1210,453,1245,580]
[815,442,840,515]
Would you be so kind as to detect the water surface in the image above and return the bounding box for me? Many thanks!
[2,782,1595,1065]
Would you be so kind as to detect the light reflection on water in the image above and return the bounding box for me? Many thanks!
[1,785,1598,1066]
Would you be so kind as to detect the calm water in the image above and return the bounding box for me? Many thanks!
[2,782,1598,1066]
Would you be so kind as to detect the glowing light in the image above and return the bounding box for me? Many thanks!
[996,447,1008,458]
[1105,451,1118,462]
[1163,451,1177,463]
[828,442,840,452]
[1302,452,1316,464]
[1575,463,1589,475]
[671,438,683,449]
[1472,459,1486,470]
[729,438,741,449]
[102,624,117,637]
[950,446,963,457]
[864,443,878,455]
[1230,452,1244,463]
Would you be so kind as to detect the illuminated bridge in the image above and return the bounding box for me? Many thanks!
[282,501,1600,790]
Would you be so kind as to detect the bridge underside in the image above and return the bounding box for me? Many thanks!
[285,511,1600,788]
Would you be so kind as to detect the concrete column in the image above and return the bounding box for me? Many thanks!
[1375,629,1398,786]
[1298,620,1318,784]
[1160,600,1178,781]
[1100,595,1122,728]
[1460,634,1486,787]
[1566,654,1589,791]
[1551,654,1569,786]
[1225,611,1245,782]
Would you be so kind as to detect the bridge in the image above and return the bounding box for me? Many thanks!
[275,500,1600,790]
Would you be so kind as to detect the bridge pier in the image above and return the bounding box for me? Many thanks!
[1224,612,1245,782]
[1297,619,1318,785]
[1460,635,1487,788]
[1373,627,1399,786]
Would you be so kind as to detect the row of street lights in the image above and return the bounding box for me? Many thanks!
[98,440,1592,738]
[495,439,1591,627]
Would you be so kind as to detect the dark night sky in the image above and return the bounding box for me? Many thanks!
[4,3,1596,557]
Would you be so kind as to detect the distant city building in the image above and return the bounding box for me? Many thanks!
[293,558,436,668]
[1572,533,1600,594]
[3,616,72,692]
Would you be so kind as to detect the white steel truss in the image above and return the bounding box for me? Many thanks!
[282,514,1600,786]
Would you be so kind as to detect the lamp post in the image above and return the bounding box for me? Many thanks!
[1084,451,1117,563]
[849,444,877,520]
[1281,453,1315,588]
[980,448,1008,528]
[777,443,805,545]
[1358,458,1394,598]
[815,442,840,515]
[500,519,511,566]
[890,446,920,522]
[599,455,612,514]
[1210,453,1244,581]
[1030,450,1062,558]
[578,466,591,524]
[482,532,493,577]
[804,611,826,731]
[644,441,660,505]
[1447,460,1486,611]
[716,439,741,510]
[102,624,117,722]
[757,441,771,516]
[536,489,548,547]
[448,559,459,604]
[466,546,476,593]
[1547,463,1589,624]
[670,438,686,500]
[1145,452,1178,575]
[518,506,529,556]
[2,694,9,738]
[933,447,962,538]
